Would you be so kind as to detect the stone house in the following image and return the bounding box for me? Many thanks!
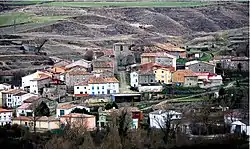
[0,71,14,84]
[92,56,114,74]
[141,52,176,70]
[184,75,198,87]
[138,70,157,86]
[172,70,193,86]
[65,70,92,89]
[65,59,92,72]
[113,42,136,72]
[155,43,186,58]
[185,60,216,73]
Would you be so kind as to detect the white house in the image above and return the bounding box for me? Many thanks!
[65,59,92,70]
[130,71,139,88]
[56,104,90,118]
[88,77,119,96]
[30,77,51,95]
[0,108,12,126]
[2,89,36,108]
[231,120,250,136]
[0,83,12,90]
[149,110,182,129]
[74,81,90,97]
[21,71,52,92]
[16,103,33,117]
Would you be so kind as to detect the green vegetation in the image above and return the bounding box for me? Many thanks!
[176,58,187,64]
[44,1,211,7]
[0,12,68,27]
[199,52,213,62]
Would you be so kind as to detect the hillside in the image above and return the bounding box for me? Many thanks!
[0,2,248,75]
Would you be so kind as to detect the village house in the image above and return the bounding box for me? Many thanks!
[53,59,71,67]
[186,50,203,60]
[97,107,143,129]
[23,97,58,115]
[60,113,96,130]
[56,104,90,118]
[231,120,250,136]
[185,60,216,73]
[130,72,139,88]
[30,75,52,95]
[65,59,92,72]
[16,103,33,117]
[138,70,157,86]
[48,66,66,80]
[42,87,66,101]
[1,89,36,108]
[184,73,198,87]
[74,81,89,97]
[154,67,175,84]
[149,110,182,129]
[64,70,92,89]
[0,71,14,84]
[199,75,223,88]
[21,71,53,93]
[155,43,186,58]
[213,56,249,72]
[129,62,166,72]
[88,76,119,95]
[0,83,12,90]
[12,116,60,131]
[0,108,12,126]
[113,42,136,72]
[172,70,193,86]
[92,56,114,74]
[141,52,176,69]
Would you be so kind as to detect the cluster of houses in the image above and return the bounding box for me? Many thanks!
[130,53,223,91]
[0,42,248,136]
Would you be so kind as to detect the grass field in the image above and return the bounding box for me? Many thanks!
[0,12,68,27]
[44,1,212,7]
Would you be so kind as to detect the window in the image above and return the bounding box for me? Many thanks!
[162,71,164,73]
[161,75,164,78]
[84,87,86,89]
[77,87,79,89]
[154,71,156,73]
[203,69,206,72]
[60,110,65,116]
[102,86,104,89]
[8,94,11,97]
[3,116,6,120]
[92,86,94,90]
[80,91,83,94]
[150,79,153,82]
[92,92,95,95]
[189,83,191,85]
[97,86,99,90]
[85,91,87,94]
[102,91,104,94]
[113,90,116,93]
[198,69,201,71]
[135,79,137,82]
[120,45,123,51]
[98,91,100,94]
[25,122,28,126]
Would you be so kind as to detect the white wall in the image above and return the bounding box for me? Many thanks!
[138,86,163,92]
[107,82,119,94]
[74,85,90,95]
[172,58,177,71]
[22,73,35,88]
[30,81,38,94]
[130,72,139,87]
[0,84,11,90]
[56,106,91,118]
[0,111,12,125]
[230,121,249,135]
[16,109,33,117]
[149,111,182,129]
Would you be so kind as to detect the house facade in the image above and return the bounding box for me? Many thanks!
[65,59,92,71]
[155,43,186,58]
[138,71,157,86]
[65,70,92,89]
[56,104,90,118]
[60,113,96,130]
[1,89,36,108]
[16,103,33,117]
[154,67,174,84]
[88,77,119,95]
[130,72,139,87]
[141,52,176,69]
[149,110,182,129]
[74,81,89,97]
[184,75,198,87]
[30,77,52,95]
[12,116,60,131]
[172,70,193,86]
[92,57,114,74]
[0,108,12,126]
[185,60,215,73]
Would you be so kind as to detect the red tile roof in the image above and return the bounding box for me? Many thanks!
[88,76,119,84]
[68,70,90,76]
[141,52,176,58]
[23,96,40,103]
[2,89,26,95]
[61,113,95,118]
[0,108,12,113]
[75,81,88,86]
[58,104,75,109]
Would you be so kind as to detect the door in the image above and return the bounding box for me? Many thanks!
[235,125,241,134]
